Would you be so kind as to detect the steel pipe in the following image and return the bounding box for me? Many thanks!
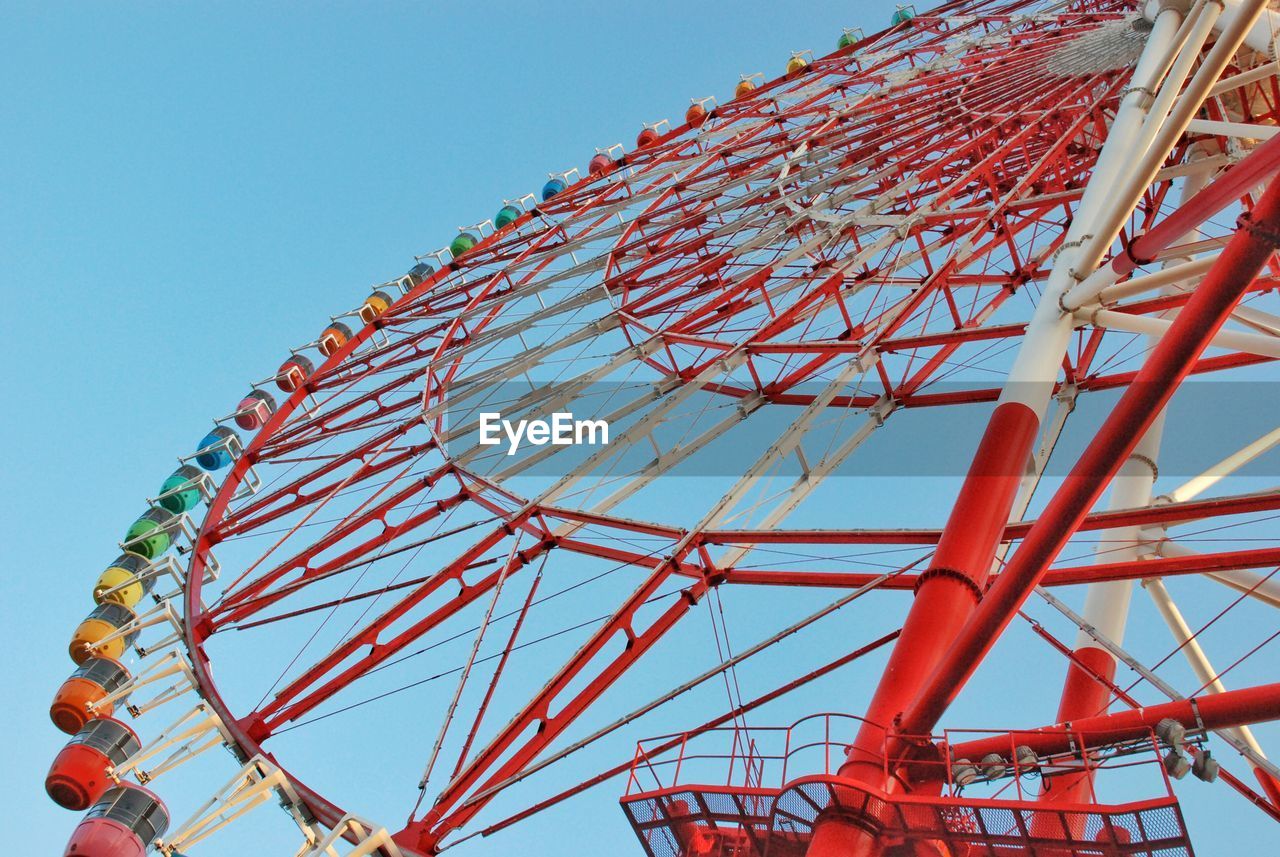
[898,173,1280,741]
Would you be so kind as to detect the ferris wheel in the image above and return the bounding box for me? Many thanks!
[45,0,1280,855]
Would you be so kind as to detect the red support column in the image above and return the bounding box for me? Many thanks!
[897,175,1280,740]
[946,681,1280,761]
[806,175,1280,857]
[805,393,1043,857]
[842,401,1040,779]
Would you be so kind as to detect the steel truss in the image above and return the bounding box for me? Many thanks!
[67,0,1274,854]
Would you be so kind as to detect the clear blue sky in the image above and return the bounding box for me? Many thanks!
[2,1,1276,854]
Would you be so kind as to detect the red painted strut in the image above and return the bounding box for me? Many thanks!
[897,175,1280,741]
[945,680,1280,762]
[803,175,1280,857]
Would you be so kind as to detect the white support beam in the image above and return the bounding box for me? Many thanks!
[111,703,230,784]
[1185,118,1280,140]
[159,756,304,855]
[1035,586,1280,779]
[1154,538,1280,609]
[1078,307,1280,359]
[1164,425,1280,504]
[296,815,403,857]
[1208,60,1280,97]
[1091,254,1220,306]
[1141,577,1271,759]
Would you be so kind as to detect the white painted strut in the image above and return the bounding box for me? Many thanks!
[1185,118,1280,140]
[1141,577,1271,758]
[1089,253,1219,306]
[111,703,231,784]
[999,3,1188,413]
[87,649,196,719]
[295,815,404,857]
[1063,108,1220,656]
[1077,307,1280,358]
[1209,59,1280,97]
[159,756,304,855]
[1162,424,1280,503]
[1232,303,1280,335]
[1068,404,1167,653]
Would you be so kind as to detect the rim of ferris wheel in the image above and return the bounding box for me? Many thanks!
[49,3,1280,854]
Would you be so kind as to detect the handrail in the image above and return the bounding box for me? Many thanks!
[625,713,1185,800]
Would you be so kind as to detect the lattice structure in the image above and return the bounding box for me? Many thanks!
[46,0,1280,854]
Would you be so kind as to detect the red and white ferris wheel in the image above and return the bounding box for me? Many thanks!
[47,1,1280,854]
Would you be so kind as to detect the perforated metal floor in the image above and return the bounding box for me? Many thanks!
[622,776,1193,857]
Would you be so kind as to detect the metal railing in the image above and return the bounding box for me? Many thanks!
[624,713,1190,803]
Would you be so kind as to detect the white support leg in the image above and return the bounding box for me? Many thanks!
[1075,308,1280,359]
[999,2,1188,417]
[1162,425,1280,503]
[87,649,197,719]
[296,815,403,857]
[1062,125,1217,680]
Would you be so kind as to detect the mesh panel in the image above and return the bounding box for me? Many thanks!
[620,778,1193,857]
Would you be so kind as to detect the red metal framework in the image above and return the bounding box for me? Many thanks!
[124,0,1280,853]
[620,715,1196,857]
